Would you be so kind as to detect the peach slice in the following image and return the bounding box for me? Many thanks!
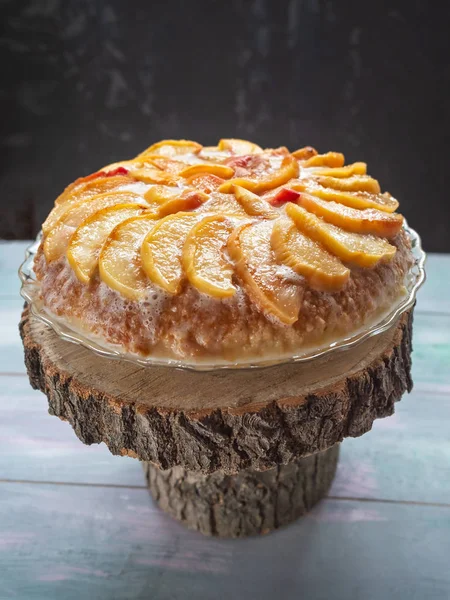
[197,146,231,162]
[197,193,248,217]
[286,203,397,267]
[144,185,181,205]
[183,216,236,298]
[291,146,318,160]
[54,171,131,206]
[218,139,263,154]
[264,146,291,157]
[219,155,299,194]
[100,160,139,174]
[223,153,267,173]
[128,162,180,185]
[227,220,302,324]
[264,187,301,207]
[157,190,208,217]
[44,175,135,234]
[76,166,130,181]
[141,212,199,294]
[271,218,350,292]
[294,182,399,213]
[302,152,345,168]
[67,203,145,283]
[99,214,159,300]
[233,185,277,218]
[43,191,145,262]
[185,173,225,193]
[315,174,380,194]
[102,159,182,185]
[304,162,367,178]
[297,194,404,238]
[179,163,235,179]
[137,139,202,158]
[95,166,129,178]
[146,156,189,174]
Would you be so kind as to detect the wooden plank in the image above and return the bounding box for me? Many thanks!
[416,254,450,315]
[0,296,25,374]
[412,313,450,393]
[0,376,144,487]
[0,296,25,375]
[331,390,450,504]
[0,240,30,297]
[0,484,448,600]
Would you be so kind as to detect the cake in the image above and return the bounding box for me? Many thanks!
[34,138,414,363]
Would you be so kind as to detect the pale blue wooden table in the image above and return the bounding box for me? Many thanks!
[1,242,449,600]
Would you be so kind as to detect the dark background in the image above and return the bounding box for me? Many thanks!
[1,0,449,251]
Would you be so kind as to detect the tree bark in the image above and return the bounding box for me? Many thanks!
[20,307,413,475]
[144,444,339,537]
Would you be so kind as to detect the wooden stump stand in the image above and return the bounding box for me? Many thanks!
[143,446,339,537]
[20,307,413,537]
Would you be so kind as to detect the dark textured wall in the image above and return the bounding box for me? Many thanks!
[1,0,449,250]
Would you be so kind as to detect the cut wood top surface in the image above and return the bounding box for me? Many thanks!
[22,307,411,414]
[20,303,413,472]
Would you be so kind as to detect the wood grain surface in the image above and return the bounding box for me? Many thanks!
[144,446,340,537]
[1,485,449,600]
[0,242,449,598]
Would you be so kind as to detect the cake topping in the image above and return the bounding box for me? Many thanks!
[140,212,200,295]
[98,214,159,300]
[285,204,397,268]
[227,221,303,325]
[42,138,405,324]
[271,218,350,293]
[183,216,236,299]
[67,203,145,283]
[43,190,146,262]
[297,194,403,238]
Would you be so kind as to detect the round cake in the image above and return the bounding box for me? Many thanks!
[34,138,414,363]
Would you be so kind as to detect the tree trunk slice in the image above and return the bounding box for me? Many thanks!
[20,306,413,475]
[144,444,339,537]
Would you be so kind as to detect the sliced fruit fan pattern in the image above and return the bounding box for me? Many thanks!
[41,139,404,325]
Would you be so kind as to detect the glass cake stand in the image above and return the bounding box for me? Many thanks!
[19,222,425,372]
